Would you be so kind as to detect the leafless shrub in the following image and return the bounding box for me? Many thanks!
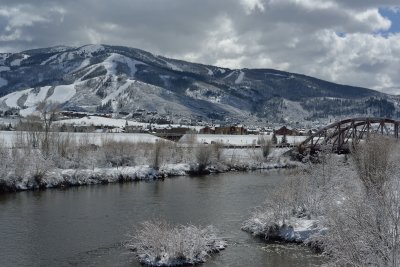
[258,136,272,160]
[16,116,43,148]
[0,139,11,183]
[242,152,341,237]
[352,135,393,194]
[195,145,213,173]
[30,149,54,188]
[212,142,224,162]
[184,131,198,145]
[152,140,168,170]
[101,140,136,168]
[10,146,30,180]
[321,136,400,266]
[127,220,226,266]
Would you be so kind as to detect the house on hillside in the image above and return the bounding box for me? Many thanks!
[215,126,247,135]
[274,126,299,136]
[200,126,215,134]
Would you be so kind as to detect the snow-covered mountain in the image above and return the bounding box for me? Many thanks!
[0,44,398,124]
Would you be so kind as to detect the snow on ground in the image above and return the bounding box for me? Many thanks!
[2,89,28,108]
[242,215,326,243]
[166,61,182,71]
[182,134,261,146]
[265,72,288,78]
[103,53,145,77]
[44,84,76,103]
[0,83,77,115]
[102,80,134,104]
[223,71,235,80]
[10,54,29,66]
[221,147,292,167]
[103,54,118,75]
[19,107,38,117]
[0,131,163,148]
[40,53,59,65]
[24,86,51,106]
[180,134,307,146]
[78,53,145,81]
[128,221,226,267]
[74,58,91,72]
[235,70,245,84]
[78,44,105,56]
[284,135,307,144]
[56,116,204,132]
[57,116,132,128]
[12,164,192,191]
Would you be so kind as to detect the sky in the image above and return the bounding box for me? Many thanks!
[0,0,400,94]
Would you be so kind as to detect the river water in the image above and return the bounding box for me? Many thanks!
[0,171,324,266]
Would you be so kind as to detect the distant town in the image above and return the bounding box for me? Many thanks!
[0,109,319,140]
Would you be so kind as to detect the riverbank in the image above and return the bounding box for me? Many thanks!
[0,129,301,193]
[0,159,297,193]
[240,154,348,253]
[242,214,326,252]
[242,138,400,266]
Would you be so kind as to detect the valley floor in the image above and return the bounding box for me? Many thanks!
[0,131,296,192]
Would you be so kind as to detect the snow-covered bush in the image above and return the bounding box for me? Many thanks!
[194,145,213,173]
[258,136,271,160]
[320,136,400,266]
[242,153,345,243]
[101,140,136,168]
[244,136,400,266]
[152,140,168,170]
[127,220,226,266]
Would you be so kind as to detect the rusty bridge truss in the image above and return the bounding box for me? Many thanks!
[300,117,399,152]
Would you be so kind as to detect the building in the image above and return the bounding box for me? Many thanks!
[215,126,247,135]
[274,126,299,136]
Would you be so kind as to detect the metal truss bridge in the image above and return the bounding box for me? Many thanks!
[299,117,399,153]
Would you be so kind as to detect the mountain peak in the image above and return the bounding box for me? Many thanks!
[0,44,396,125]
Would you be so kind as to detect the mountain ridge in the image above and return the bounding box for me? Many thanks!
[0,44,397,125]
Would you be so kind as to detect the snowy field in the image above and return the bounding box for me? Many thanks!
[0,130,310,148]
[55,116,204,131]
[0,131,162,148]
[180,134,308,146]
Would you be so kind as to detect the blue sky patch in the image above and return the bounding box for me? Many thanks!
[379,7,400,33]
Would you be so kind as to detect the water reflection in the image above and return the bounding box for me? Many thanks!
[0,171,324,267]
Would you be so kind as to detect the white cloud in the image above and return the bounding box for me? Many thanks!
[240,0,265,13]
[354,9,391,32]
[0,0,399,93]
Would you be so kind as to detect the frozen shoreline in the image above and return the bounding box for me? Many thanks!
[242,215,326,251]
[0,161,296,193]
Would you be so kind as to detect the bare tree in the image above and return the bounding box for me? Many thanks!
[352,135,393,194]
[16,115,43,148]
[321,136,400,266]
[195,145,213,173]
[36,100,60,156]
[258,136,272,160]
[212,141,224,162]
[152,139,167,170]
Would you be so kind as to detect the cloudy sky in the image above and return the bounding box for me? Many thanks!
[1,0,400,94]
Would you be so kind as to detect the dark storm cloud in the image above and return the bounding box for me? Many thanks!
[0,0,399,93]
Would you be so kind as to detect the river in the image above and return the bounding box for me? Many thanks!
[0,171,324,266]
